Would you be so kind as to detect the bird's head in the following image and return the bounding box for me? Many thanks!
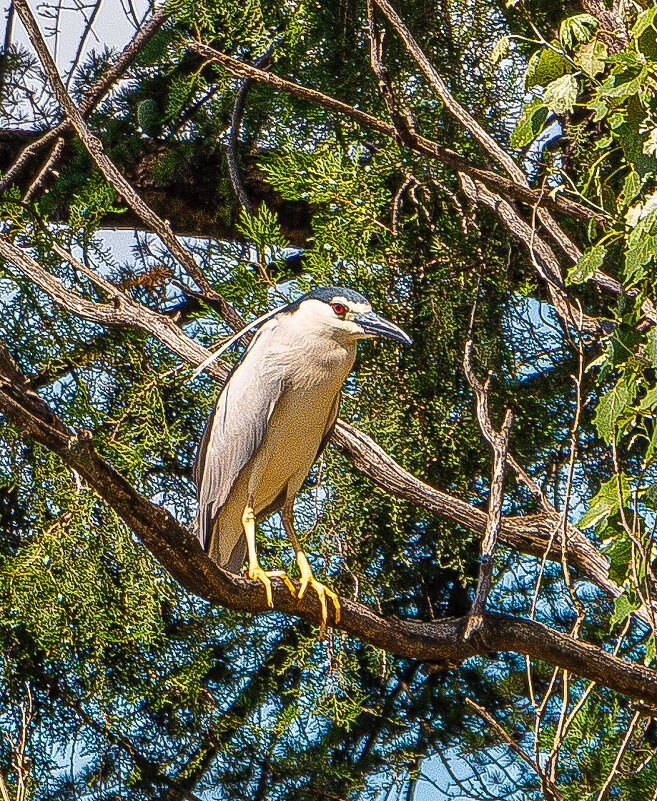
[290,286,412,345]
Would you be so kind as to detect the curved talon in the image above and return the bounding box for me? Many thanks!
[296,552,341,625]
[247,566,296,607]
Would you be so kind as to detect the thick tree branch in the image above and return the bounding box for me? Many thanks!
[0,230,634,624]
[331,421,649,625]
[1,343,656,705]
[370,0,610,282]
[0,232,229,382]
[459,174,607,335]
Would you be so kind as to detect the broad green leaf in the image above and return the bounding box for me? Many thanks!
[490,36,510,65]
[589,97,608,121]
[510,98,548,148]
[622,170,642,205]
[560,14,598,48]
[610,591,639,629]
[625,213,657,282]
[574,39,607,77]
[647,328,657,367]
[544,74,578,115]
[567,244,606,284]
[525,46,573,90]
[647,635,656,665]
[579,474,631,528]
[602,533,632,585]
[644,129,657,157]
[594,377,636,441]
[639,386,657,413]
[632,5,657,38]
[647,423,657,462]
[600,68,647,99]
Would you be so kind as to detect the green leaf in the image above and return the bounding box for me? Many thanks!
[525,46,573,90]
[574,39,607,78]
[602,533,632,585]
[610,591,639,629]
[639,386,657,413]
[646,328,657,367]
[624,213,657,282]
[589,97,608,121]
[560,14,598,48]
[544,74,578,115]
[632,5,657,38]
[600,68,647,99]
[594,377,636,441]
[646,634,655,666]
[490,36,510,65]
[579,475,631,528]
[510,98,548,148]
[622,170,642,205]
[567,244,606,284]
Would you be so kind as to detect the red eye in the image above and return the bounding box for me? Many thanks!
[331,303,346,316]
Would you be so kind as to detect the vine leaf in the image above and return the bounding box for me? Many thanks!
[579,475,631,529]
[593,377,636,441]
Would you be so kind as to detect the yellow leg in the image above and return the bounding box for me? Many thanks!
[296,550,341,625]
[242,507,295,606]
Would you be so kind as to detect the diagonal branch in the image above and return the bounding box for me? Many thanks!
[0,231,638,624]
[459,174,607,335]
[0,232,228,382]
[370,0,610,279]
[187,42,602,227]
[463,339,514,639]
[12,0,244,333]
[1,341,657,706]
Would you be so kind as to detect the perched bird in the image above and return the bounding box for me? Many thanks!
[194,286,412,623]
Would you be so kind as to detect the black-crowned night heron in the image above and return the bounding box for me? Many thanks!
[194,286,411,623]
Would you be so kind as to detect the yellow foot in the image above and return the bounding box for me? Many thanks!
[296,552,340,625]
[247,565,296,607]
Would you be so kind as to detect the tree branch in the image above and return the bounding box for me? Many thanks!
[1,342,656,705]
[0,1,171,193]
[0,229,637,625]
[463,339,514,638]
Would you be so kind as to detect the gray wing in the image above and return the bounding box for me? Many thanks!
[194,335,285,550]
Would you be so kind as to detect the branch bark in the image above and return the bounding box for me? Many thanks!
[0,2,171,193]
[0,229,635,624]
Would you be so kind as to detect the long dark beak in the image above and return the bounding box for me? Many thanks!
[353,310,413,345]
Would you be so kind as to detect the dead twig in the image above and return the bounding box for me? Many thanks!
[463,339,514,639]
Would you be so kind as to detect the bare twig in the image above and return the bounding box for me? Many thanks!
[463,339,514,638]
[22,136,64,202]
[595,710,642,801]
[0,232,228,381]
[370,0,612,280]
[465,697,566,801]
[226,46,273,214]
[459,174,605,336]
